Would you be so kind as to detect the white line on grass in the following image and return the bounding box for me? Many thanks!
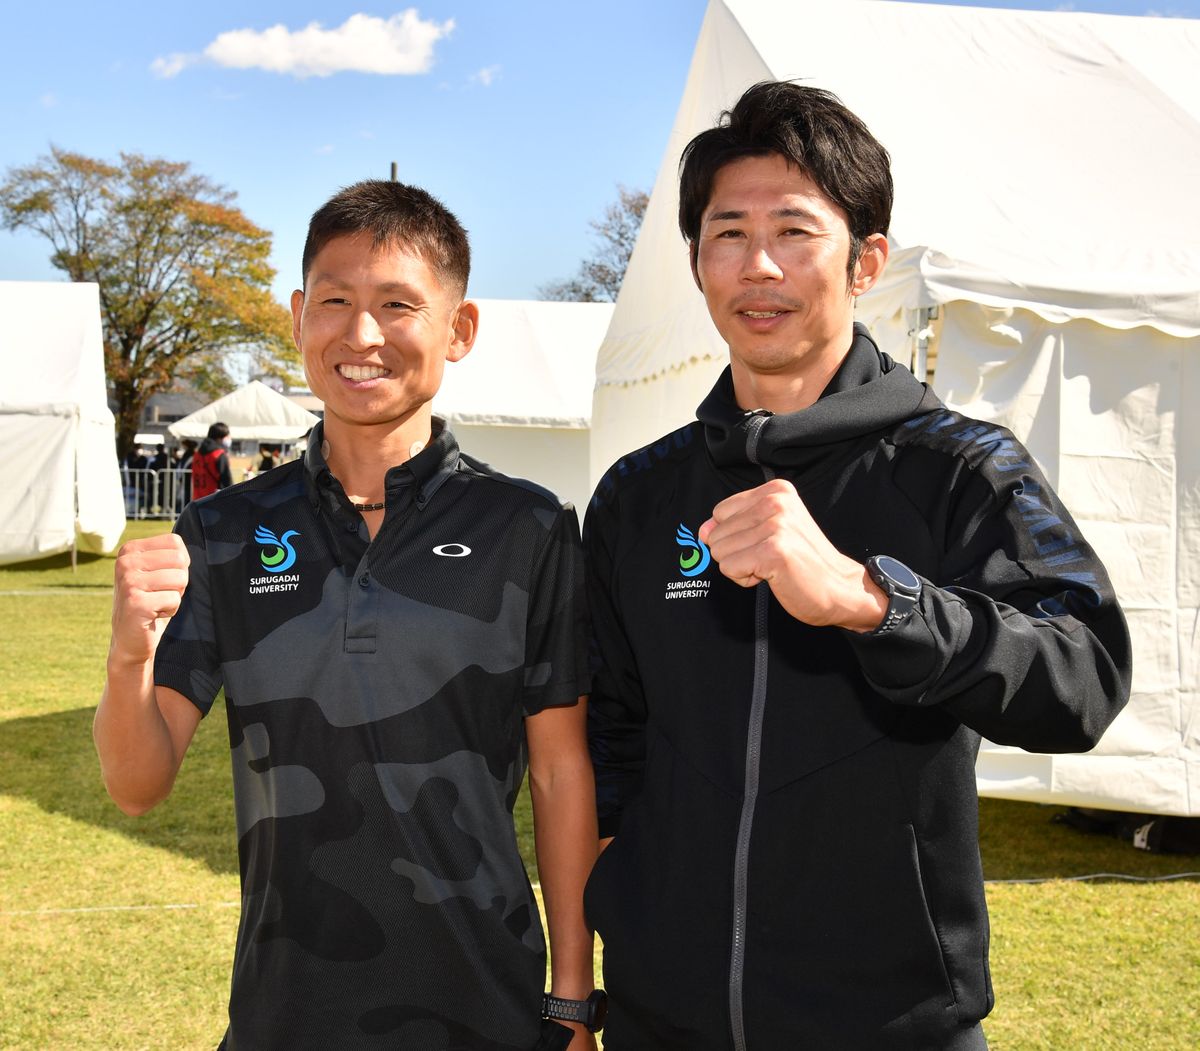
[986,871,1200,884]
[1,902,239,916]
[0,589,112,596]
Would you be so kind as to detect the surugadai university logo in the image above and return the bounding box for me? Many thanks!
[665,523,711,600]
[249,525,301,595]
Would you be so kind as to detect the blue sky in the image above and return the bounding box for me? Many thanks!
[3,0,1197,304]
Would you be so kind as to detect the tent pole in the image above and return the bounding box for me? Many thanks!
[913,306,938,384]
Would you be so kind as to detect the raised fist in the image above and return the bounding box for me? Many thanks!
[109,533,191,666]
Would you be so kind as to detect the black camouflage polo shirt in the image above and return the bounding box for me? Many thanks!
[155,420,588,1051]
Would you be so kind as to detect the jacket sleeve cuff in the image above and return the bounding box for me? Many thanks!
[842,585,971,704]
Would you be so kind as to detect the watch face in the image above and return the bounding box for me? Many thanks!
[589,989,608,1029]
[876,555,920,591]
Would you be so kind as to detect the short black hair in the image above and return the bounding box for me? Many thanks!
[301,180,471,297]
[678,81,893,280]
[207,422,230,441]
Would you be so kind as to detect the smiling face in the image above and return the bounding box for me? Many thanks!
[693,152,886,413]
[290,233,476,445]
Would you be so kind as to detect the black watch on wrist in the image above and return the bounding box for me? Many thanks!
[865,554,922,635]
[542,989,608,1033]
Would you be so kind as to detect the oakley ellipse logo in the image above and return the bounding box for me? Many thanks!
[432,544,472,558]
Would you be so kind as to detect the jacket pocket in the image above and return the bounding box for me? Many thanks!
[904,823,958,1010]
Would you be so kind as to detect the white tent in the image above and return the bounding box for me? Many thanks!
[0,282,126,565]
[236,301,610,515]
[435,299,613,515]
[168,380,320,443]
[591,0,1200,815]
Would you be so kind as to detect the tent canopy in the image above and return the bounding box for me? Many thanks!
[168,380,319,442]
[0,281,125,563]
[597,0,1200,398]
[591,0,1200,815]
[434,299,613,428]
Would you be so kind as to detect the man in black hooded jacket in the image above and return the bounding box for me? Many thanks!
[583,82,1132,1051]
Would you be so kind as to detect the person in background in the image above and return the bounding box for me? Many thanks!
[256,444,282,473]
[175,440,196,510]
[583,81,1131,1051]
[150,443,170,513]
[123,444,149,518]
[191,421,233,500]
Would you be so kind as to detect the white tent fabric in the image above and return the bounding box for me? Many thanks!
[0,282,125,564]
[168,380,319,442]
[434,299,613,515]
[591,0,1200,815]
[435,299,613,428]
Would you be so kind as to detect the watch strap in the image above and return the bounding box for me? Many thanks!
[542,990,607,1032]
[866,554,921,636]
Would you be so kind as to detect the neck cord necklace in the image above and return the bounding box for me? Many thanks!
[326,437,427,514]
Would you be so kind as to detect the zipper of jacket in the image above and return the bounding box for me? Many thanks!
[729,411,773,1051]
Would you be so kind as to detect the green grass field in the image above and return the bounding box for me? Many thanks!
[1,523,1197,1049]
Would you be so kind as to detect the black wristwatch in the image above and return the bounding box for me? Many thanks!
[865,555,922,635]
[542,989,608,1032]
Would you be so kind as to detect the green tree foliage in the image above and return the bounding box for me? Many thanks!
[540,185,649,303]
[0,147,298,457]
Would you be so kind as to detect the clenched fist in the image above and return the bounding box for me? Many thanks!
[109,533,191,667]
[698,478,887,632]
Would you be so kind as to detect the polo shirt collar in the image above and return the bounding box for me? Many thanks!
[302,417,461,512]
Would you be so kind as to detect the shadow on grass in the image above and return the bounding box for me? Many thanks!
[978,797,1200,882]
[3,698,1185,885]
[5,550,111,571]
[0,700,542,879]
[0,701,237,875]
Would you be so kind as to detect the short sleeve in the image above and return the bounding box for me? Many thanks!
[154,504,224,715]
[521,504,590,716]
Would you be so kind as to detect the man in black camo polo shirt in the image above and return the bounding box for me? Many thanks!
[95,181,599,1051]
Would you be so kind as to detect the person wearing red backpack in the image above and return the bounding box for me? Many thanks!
[191,421,233,500]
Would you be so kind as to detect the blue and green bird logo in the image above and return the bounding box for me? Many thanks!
[675,523,711,578]
[255,525,300,573]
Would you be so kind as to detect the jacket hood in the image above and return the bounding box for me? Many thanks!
[698,323,933,470]
[197,437,224,455]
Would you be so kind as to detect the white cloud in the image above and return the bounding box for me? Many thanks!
[469,64,501,87]
[151,52,191,79]
[40,92,58,108]
[151,10,455,80]
[315,144,335,155]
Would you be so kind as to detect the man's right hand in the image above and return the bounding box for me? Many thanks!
[110,533,190,667]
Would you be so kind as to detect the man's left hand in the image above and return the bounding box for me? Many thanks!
[698,478,887,632]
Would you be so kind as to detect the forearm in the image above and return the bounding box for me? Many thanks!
[93,655,184,816]
[846,583,1131,752]
[531,760,598,996]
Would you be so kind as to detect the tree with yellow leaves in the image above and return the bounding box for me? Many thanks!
[1,147,297,457]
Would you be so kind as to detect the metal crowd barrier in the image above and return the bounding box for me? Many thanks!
[121,467,193,522]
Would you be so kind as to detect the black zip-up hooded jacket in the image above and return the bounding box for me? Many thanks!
[583,325,1131,1051]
